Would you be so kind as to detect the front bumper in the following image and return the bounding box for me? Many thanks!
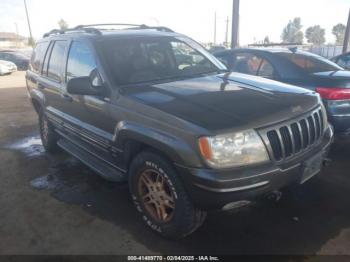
[177,126,333,210]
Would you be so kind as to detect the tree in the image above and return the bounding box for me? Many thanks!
[58,19,68,30]
[263,36,270,44]
[305,25,326,45]
[332,23,346,45]
[281,17,304,43]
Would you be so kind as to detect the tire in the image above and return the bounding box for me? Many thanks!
[39,110,59,153]
[129,151,206,239]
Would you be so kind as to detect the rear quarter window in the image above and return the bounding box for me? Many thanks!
[30,42,49,73]
[277,53,342,73]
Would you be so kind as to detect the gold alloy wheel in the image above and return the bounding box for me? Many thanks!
[138,168,175,223]
[41,117,49,142]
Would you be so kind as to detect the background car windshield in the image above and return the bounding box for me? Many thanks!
[101,37,221,85]
[277,52,343,73]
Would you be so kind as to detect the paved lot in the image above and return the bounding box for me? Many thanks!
[1,72,350,256]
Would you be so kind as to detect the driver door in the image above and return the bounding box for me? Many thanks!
[62,40,115,144]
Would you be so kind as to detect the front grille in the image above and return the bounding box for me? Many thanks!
[263,108,324,161]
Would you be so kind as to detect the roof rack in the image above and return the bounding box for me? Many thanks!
[75,23,174,32]
[43,23,175,38]
[43,27,101,38]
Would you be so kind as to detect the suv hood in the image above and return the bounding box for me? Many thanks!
[126,72,319,132]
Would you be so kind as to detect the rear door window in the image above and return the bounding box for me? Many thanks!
[47,40,68,82]
[257,59,275,78]
[30,42,49,73]
[66,41,96,82]
[232,53,275,78]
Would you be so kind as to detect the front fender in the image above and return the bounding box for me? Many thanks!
[113,121,202,167]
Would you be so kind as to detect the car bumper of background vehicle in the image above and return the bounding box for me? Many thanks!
[176,126,333,210]
[326,100,350,135]
[329,114,350,135]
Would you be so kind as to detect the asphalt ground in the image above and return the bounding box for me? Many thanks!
[1,72,350,259]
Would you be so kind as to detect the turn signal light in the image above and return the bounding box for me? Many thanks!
[198,137,212,160]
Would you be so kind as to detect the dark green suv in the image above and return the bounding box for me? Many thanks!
[26,24,333,239]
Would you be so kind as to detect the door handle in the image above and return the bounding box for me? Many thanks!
[61,93,73,102]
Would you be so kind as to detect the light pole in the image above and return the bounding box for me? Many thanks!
[343,8,350,53]
[225,16,229,47]
[231,0,240,48]
[15,23,19,48]
[23,0,34,46]
[213,12,217,45]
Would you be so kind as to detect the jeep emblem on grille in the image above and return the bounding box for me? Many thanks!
[291,105,303,113]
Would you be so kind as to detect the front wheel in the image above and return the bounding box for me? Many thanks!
[129,151,206,239]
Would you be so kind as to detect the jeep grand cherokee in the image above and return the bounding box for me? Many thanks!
[26,24,333,239]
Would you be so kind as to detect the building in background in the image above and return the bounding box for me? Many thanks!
[0,32,28,49]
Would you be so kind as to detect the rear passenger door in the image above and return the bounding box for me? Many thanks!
[39,40,69,114]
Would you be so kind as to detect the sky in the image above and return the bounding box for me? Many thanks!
[0,0,349,45]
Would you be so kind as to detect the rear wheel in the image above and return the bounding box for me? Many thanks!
[39,111,59,153]
[129,151,206,239]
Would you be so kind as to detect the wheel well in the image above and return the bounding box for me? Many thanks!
[31,99,42,114]
[123,139,173,171]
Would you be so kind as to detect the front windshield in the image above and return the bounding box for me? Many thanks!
[100,36,225,85]
[277,52,343,73]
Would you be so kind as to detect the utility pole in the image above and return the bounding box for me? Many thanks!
[213,12,217,45]
[231,0,240,48]
[343,8,350,53]
[14,23,19,48]
[225,16,229,47]
[23,0,34,46]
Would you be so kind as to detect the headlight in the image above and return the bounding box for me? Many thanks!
[198,129,269,168]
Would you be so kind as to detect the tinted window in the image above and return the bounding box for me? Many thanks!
[66,41,96,82]
[233,53,258,74]
[258,59,274,78]
[277,52,343,73]
[215,54,230,67]
[47,41,67,82]
[100,37,220,85]
[30,42,49,73]
[338,55,350,69]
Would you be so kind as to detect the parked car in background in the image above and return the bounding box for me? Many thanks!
[214,48,350,136]
[0,51,29,70]
[208,45,226,53]
[27,25,333,238]
[0,60,17,75]
[331,52,350,70]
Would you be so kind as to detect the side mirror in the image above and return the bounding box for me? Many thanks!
[66,69,104,96]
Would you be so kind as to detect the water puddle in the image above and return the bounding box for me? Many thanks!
[5,135,45,157]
